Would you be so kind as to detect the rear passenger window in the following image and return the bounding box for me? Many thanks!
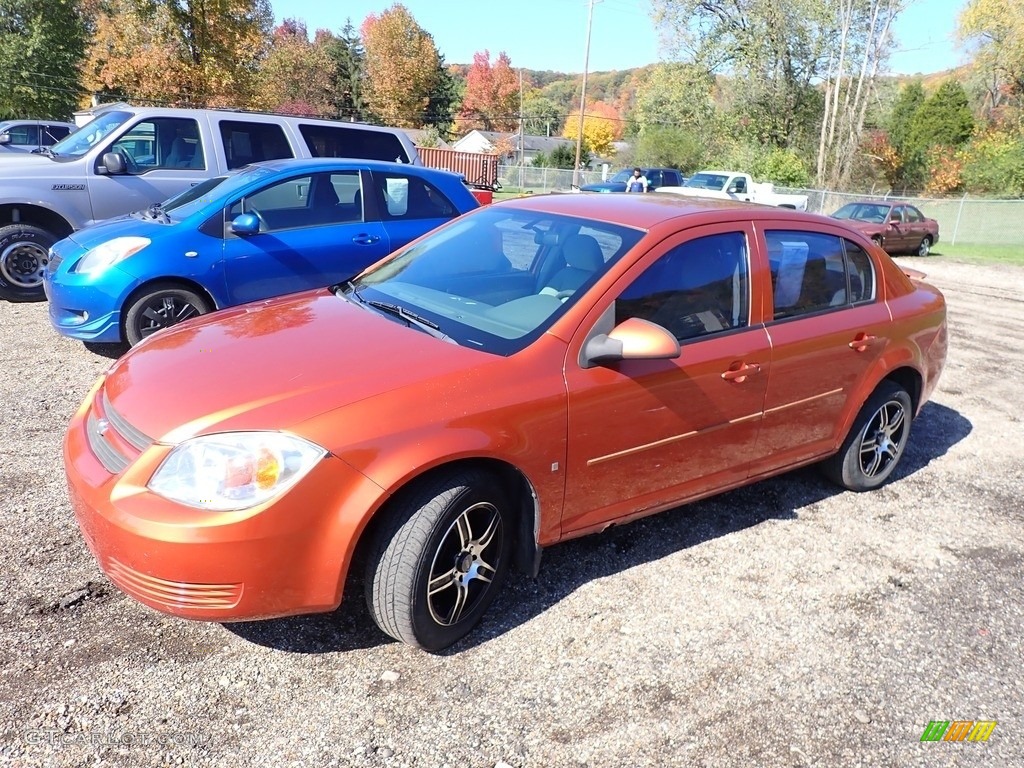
[843,240,876,304]
[219,120,293,169]
[370,171,455,220]
[46,126,71,143]
[299,124,409,163]
[767,231,875,319]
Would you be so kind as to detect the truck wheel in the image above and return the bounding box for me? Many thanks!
[123,282,212,346]
[0,224,58,302]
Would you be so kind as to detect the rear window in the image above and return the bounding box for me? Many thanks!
[298,124,410,163]
[219,120,294,169]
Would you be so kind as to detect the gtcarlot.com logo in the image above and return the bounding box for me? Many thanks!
[920,720,997,742]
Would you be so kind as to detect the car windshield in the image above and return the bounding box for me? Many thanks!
[832,203,889,223]
[346,207,644,356]
[609,170,633,183]
[162,165,280,220]
[49,110,133,158]
[683,173,729,191]
[163,175,231,218]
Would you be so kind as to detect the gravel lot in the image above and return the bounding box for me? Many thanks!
[1,257,1021,767]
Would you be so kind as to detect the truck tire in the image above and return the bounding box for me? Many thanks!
[0,224,57,302]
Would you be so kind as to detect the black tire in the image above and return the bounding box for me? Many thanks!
[0,223,58,302]
[917,236,932,257]
[871,235,884,251]
[365,469,513,651]
[822,381,913,491]
[123,282,212,346]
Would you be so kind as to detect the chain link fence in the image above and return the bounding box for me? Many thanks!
[498,164,1024,247]
[777,188,1024,247]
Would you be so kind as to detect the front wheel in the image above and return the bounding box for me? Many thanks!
[916,236,932,257]
[123,282,212,346]
[0,224,58,302]
[822,381,913,491]
[365,469,513,651]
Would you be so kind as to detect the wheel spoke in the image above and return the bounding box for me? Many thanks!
[474,558,496,581]
[175,303,199,322]
[428,567,457,596]
[860,436,879,454]
[863,450,882,476]
[476,511,500,551]
[884,407,904,438]
[449,581,469,624]
[455,513,473,549]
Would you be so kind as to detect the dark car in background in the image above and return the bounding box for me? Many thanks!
[831,201,939,256]
[580,167,684,193]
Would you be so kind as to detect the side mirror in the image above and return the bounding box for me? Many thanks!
[582,317,680,368]
[0,133,10,145]
[230,213,261,236]
[99,152,126,175]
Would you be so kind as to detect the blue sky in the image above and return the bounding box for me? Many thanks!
[274,0,969,76]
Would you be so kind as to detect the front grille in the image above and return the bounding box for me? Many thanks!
[101,391,153,451]
[106,557,243,610]
[85,388,154,474]
[87,412,129,473]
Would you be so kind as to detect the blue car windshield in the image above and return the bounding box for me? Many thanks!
[162,165,280,220]
[348,207,644,356]
[49,111,132,159]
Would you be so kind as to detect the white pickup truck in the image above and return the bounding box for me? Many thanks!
[656,170,808,210]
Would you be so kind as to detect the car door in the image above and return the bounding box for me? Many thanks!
[369,169,463,251]
[562,224,771,535]
[886,205,910,251]
[87,117,212,222]
[753,226,890,474]
[222,169,391,304]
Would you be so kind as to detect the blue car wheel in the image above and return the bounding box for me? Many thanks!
[123,282,212,346]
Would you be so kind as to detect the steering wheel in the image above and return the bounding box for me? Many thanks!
[117,149,140,174]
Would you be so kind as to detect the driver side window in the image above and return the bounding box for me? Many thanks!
[109,118,205,173]
[616,232,750,341]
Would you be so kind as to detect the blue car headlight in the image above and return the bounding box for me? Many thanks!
[73,237,150,275]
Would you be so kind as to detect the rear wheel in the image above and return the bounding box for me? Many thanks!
[365,469,512,651]
[916,236,932,257]
[123,282,212,346]
[0,224,58,302]
[822,381,912,491]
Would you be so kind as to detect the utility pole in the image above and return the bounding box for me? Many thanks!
[572,0,597,189]
[519,68,525,192]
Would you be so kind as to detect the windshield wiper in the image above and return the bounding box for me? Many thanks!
[35,147,57,158]
[364,299,453,342]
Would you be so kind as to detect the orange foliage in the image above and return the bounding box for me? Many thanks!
[924,145,964,195]
[361,4,441,128]
[456,50,520,133]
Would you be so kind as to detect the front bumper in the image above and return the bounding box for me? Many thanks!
[45,244,138,343]
[64,381,388,621]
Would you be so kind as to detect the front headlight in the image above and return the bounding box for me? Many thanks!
[74,236,150,274]
[148,432,327,511]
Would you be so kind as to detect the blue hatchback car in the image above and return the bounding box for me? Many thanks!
[44,158,479,345]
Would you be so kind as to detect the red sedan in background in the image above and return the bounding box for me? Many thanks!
[63,194,948,651]
[831,200,940,256]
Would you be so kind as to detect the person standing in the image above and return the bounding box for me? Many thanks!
[625,167,648,193]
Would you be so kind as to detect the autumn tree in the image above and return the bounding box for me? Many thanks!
[0,0,88,118]
[631,62,715,136]
[959,0,1024,117]
[456,50,520,132]
[361,4,443,128]
[562,101,620,157]
[84,0,273,107]
[255,19,334,115]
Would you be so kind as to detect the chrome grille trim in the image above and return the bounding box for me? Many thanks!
[86,413,129,474]
[101,390,154,451]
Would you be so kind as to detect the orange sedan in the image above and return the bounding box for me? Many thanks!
[64,194,948,651]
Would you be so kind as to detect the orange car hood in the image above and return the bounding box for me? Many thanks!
[102,290,489,444]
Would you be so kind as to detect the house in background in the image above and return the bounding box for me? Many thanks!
[452,130,576,165]
[399,128,451,149]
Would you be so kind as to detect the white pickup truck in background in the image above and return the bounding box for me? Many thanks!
[656,170,808,210]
